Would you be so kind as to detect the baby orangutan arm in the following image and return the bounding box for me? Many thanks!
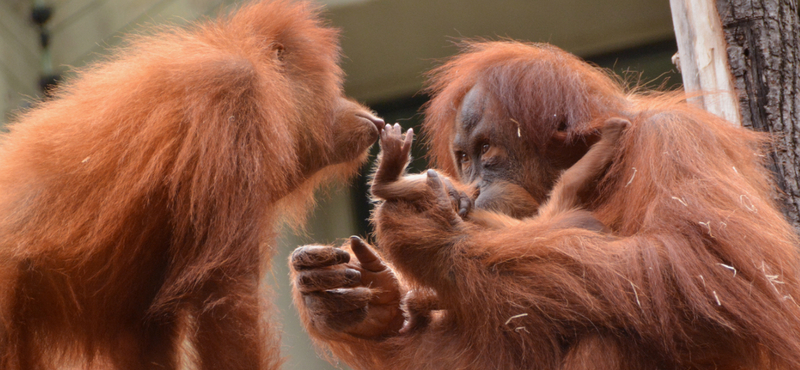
[372,118,630,231]
[293,38,800,370]
[459,117,630,232]
[538,118,629,217]
[290,124,436,344]
[373,117,629,291]
[371,123,474,218]
[288,119,631,369]
[536,117,630,230]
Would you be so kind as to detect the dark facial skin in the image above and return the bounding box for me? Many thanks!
[453,84,559,218]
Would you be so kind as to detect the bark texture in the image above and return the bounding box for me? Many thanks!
[716,0,800,230]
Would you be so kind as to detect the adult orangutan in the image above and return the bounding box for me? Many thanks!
[0,1,383,369]
[290,41,800,370]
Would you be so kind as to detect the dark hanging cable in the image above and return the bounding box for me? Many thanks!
[31,0,59,97]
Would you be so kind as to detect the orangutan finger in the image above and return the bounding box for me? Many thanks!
[350,236,386,273]
[458,191,472,218]
[392,123,402,137]
[380,123,393,141]
[426,170,458,217]
[441,177,464,213]
[304,287,372,314]
[401,128,414,156]
[291,245,350,270]
[426,170,443,192]
[295,268,362,293]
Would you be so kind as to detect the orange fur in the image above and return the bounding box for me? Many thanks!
[293,42,800,370]
[0,1,381,369]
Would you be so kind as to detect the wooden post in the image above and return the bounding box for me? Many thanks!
[672,0,800,231]
[670,0,741,126]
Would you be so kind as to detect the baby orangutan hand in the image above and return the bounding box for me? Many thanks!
[370,123,473,219]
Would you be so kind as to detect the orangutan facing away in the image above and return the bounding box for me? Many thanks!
[0,1,383,369]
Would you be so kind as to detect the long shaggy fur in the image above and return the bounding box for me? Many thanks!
[302,42,800,370]
[0,1,379,369]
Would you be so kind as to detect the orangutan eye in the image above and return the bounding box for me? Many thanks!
[456,151,469,165]
[481,143,490,155]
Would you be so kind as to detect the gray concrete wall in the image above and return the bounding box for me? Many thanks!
[0,0,38,123]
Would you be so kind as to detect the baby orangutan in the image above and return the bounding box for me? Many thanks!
[290,116,629,348]
[372,119,628,233]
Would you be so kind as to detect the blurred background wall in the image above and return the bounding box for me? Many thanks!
[0,0,680,368]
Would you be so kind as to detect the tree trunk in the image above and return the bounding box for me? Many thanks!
[715,0,800,231]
